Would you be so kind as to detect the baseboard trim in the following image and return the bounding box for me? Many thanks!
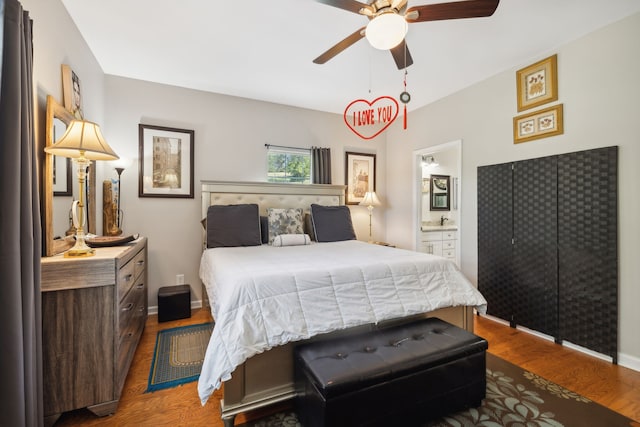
[480,314,639,373]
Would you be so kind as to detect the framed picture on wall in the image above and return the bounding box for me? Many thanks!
[516,54,558,112]
[138,124,194,198]
[61,64,83,119]
[345,151,375,205]
[513,104,564,144]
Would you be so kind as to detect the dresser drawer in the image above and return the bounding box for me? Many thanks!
[443,249,456,259]
[443,231,457,240]
[133,248,146,282]
[443,240,455,250]
[117,258,136,300]
[119,277,146,340]
[117,278,146,392]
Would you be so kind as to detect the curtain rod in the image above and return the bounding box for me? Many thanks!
[264,143,312,151]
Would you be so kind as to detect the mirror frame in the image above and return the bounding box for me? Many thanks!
[429,174,450,211]
[44,95,96,256]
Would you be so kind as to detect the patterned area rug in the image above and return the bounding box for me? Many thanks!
[146,322,213,392]
[238,353,637,426]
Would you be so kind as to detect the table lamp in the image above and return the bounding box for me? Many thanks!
[359,191,381,242]
[45,120,119,257]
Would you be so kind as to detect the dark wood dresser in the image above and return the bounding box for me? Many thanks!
[41,237,147,425]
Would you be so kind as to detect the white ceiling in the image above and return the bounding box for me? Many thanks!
[61,0,640,115]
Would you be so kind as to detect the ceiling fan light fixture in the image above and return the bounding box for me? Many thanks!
[365,11,408,50]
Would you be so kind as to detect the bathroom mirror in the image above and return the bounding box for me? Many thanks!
[430,174,450,211]
[43,95,96,256]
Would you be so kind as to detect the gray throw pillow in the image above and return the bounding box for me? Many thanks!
[310,204,356,242]
[206,204,262,248]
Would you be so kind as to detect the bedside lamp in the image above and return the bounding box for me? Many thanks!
[45,120,119,257]
[359,191,381,242]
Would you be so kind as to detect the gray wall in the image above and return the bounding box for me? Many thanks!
[102,76,387,308]
[385,12,640,369]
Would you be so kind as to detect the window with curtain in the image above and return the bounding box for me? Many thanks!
[266,146,312,184]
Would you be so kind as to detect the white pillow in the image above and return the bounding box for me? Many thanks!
[271,234,312,247]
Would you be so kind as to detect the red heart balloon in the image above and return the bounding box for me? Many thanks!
[343,96,399,140]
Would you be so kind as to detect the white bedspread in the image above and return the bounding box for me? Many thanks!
[197,240,487,404]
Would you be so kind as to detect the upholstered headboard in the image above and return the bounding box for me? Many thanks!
[201,181,346,218]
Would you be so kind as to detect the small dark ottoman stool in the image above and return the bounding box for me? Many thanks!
[158,284,191,322]
[294,317,488,427]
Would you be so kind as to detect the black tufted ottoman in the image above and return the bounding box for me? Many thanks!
[294,317,488,427]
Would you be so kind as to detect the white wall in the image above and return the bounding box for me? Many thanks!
[25,0,104,149]
[27,0,638,366]
[27,0,390,314]
[385,13,640,367]
[103,75,388,307]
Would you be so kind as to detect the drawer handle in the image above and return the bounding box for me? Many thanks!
[136,283,145,290]
[124,274,133,282]
[122,303,134,312]
[138,306,146,313]
[136,260,145,266]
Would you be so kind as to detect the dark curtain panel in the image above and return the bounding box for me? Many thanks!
[312,146,331,184]
[0,0,43,425]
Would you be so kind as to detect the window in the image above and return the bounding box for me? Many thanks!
[267,146,311,184]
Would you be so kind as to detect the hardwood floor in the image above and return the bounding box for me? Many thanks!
[55,310,640,426]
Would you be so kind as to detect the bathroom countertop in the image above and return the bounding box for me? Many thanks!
[421,225,458,232]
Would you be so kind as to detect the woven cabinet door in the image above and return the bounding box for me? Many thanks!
[478,163,514,323]
[558,146,618,361]
[512,156,559,338]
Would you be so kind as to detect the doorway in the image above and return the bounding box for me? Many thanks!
[412,140,462,261]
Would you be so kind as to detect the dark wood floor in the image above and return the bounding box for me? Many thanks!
[55,309,640,426]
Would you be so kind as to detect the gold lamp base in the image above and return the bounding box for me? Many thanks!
[64,236,95,258]
[64,248,95,258]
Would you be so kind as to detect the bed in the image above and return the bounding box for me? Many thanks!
[197,181,487,426]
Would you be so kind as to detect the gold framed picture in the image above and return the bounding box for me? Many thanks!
[513,104,563,144]
[516,54,558,112]
[61,64,83,119]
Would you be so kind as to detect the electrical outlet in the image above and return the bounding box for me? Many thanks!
[176,274,185,285]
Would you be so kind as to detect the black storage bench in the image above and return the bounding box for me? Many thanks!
[294,317,488,427]
[158,284,191,322]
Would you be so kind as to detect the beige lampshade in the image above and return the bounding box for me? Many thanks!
[45,119,119,161]
[360,191,381,208]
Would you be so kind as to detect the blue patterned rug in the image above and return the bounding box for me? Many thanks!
[146,322,213,392]
[238,353,637,426]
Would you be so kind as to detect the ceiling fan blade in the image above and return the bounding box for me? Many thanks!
[390,40,414,69]
[313,27,366,64]
[405,0,499,23]
[315,0,372,15]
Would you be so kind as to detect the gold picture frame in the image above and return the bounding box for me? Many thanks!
[516,54,558,112]
[513,104,564,144]
[61,64,83,119]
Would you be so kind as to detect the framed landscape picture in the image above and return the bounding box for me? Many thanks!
[138,124,194,198]
[345,151,375,205]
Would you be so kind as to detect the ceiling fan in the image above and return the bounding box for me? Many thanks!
[313,0,500,69]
